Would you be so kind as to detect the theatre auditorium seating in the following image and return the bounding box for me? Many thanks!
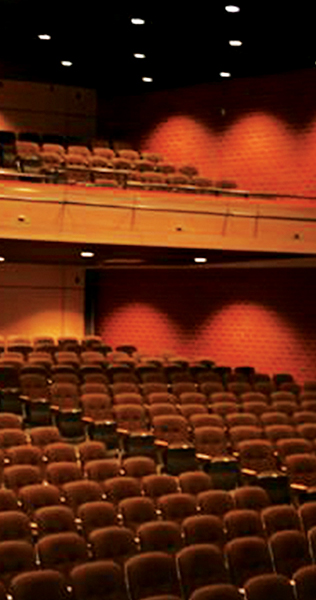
[0,133,240,195]
[0,336,316,597]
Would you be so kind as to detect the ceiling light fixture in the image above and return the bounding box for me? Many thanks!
[229,40,242,46]
[220,72,231,77]
[38,34,51,40]
[131,18,145,25]
[142,77,153,82]
[194,257,207,263]
[0,256,5,262]
[134,53,146,59]
[225,5,240,12]
[80,251,95,258]
[61,60,72,67]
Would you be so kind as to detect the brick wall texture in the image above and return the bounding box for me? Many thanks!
[99,68,316,196]
[95,267,316,383]
[95,69,316,381]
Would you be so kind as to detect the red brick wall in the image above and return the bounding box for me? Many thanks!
[99,68,316,196]
[95,267,316,383]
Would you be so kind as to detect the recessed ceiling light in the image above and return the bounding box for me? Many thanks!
[80,251,94,258]
[220,72,231,78]
[61,60,72,67]
[194,257,207,263]
[131,18,145,25]
[225,5,240,12]
[38,34,51,40]
[0,256,5,262]
[142,77,153,82]
[229,40,242,46]
[134,53,146,59]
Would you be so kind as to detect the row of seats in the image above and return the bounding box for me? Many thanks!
[0,336,310,388]
[3,374,315,419]
[1,555,316,600]
[0,433,313,499]
[0,350,310,404]
[0,529,314,590]
[0,339,309,394]
[5,378,316,486]
[0,468,290,515]
[8,379,316,438]
[4,385,316,464]
[1,418,316,491]
[0,336,129,357]
[3,362,310,403]
[0,407,312,495]
[0,136,237,192]
[0,508,315,596]
[0,486,306,542]
[3,479,316,543]
[12,370,316,413]
[1,477,316,593]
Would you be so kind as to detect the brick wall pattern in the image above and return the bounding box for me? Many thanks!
[95,267,316,383]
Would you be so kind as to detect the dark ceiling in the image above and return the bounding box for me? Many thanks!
[0,1,314,94]
[0,238,313,267]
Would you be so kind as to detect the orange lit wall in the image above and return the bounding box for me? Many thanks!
[0,80,96,137]
[0,264,85,340]
[98,68,316,195]
[95,267,316,382]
